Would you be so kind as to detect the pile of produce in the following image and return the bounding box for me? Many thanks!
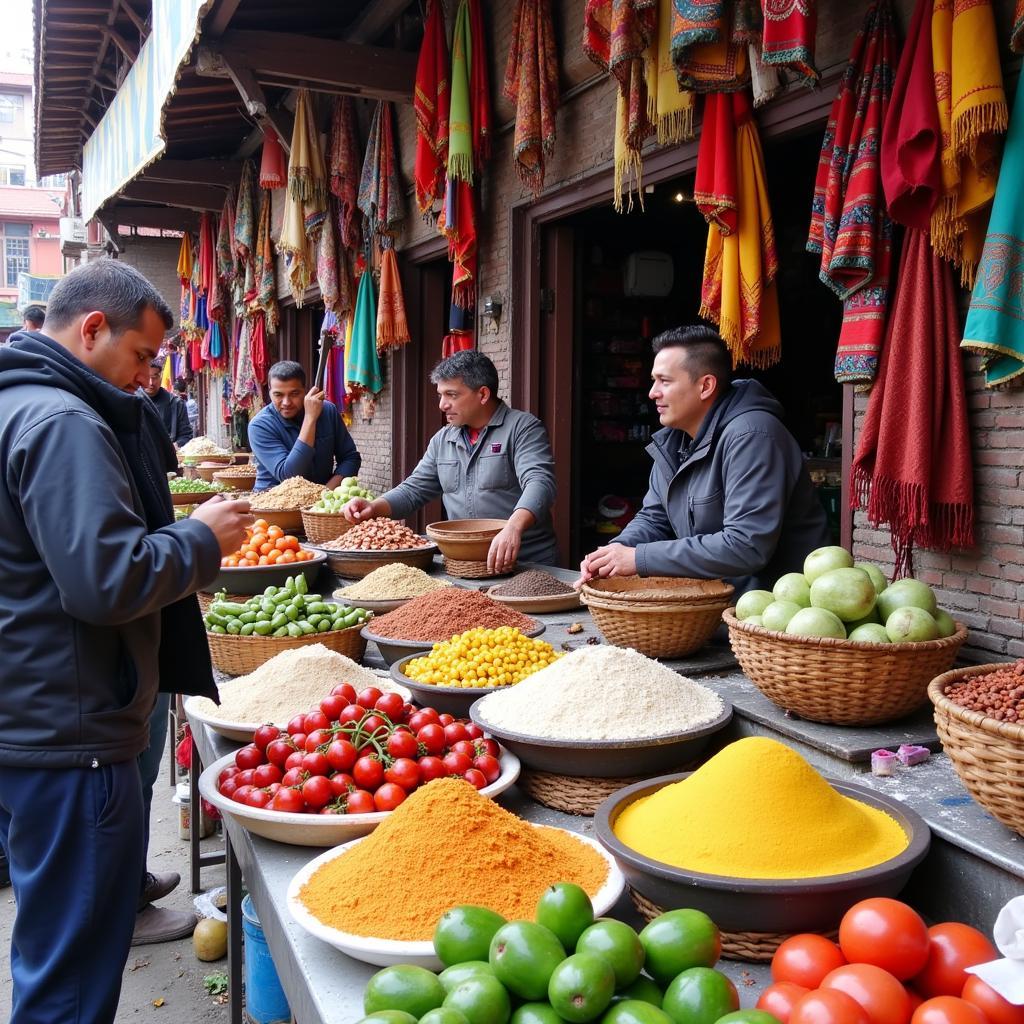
[757,897,1012,1024]
[491,571,576,599]
[296,780,608,939]
[203,574,371,637]
[179,436,231,458]
[403,627,560,689]
[334,564,453,602]
[308,476,375,512]
[251,477,325,510]
[614,737,908,879]
[220,520,317,567]
[216,690,506,815]
[946,662,1024,723]
[213,463,257,480]
[371,589,538,643]
[734,545,958,644]
[322,518,430,551]
[475,646,724,740]
[168,477,227,494]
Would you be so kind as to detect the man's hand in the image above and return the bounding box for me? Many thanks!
[191,496,254,556]
[487,522,522,575]
[303,387,325,423]
[579,543,638,582]
[343,497,391,524]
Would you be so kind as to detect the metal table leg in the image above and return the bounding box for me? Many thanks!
[226,832,244,1024]
[189,731,225,894]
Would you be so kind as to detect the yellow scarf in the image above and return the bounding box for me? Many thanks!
[930,0,1007,286]
[652,0,695,144]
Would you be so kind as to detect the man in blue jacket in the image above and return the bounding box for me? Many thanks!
[248,360,361,491]
[579,325,830,595]
[0,260,252,1023]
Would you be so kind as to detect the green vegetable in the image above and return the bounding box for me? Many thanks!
[168,477,227,494]
[240,623,256,636]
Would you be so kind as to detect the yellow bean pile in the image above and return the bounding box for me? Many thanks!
[403,627,560,688]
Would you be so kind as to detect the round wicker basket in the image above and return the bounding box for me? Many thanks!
[443,556,512,579]
[301,509,354,545]
[520,766,692,817]
[206,621,368,676]
[929,664,1024,835]
[725,608,967,726]
[212,467,258,490]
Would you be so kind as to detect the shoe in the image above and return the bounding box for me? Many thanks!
[131,905,197,946]
[140,870,181,909]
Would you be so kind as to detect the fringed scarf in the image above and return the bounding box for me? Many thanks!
[930,0,1007,286]
[749,44,782,107]
[695,90,738,234]
[440,175,478,309]
[316,207,339,312]
[699,91,780,368]
[761,0,819,85]
[808,0,896,386]
[415,0,451,216]
[503,0,560,195]
[176,232,193,288]
[329,96,363,252]
[653,0,696,142]
[670,0,750,93]
[215,190,236,288]
[443,302,476,358]
[449,0,490,183]
[377,247,411,351]
[469,0,493,170]
[347,270,384,398]
[233,160,255,293]
[358,101,404,241]
[1014,0,1024,53]
[961,87,1024,388]
[259,126,286,189]
[254,187,279,335]
[852,229,975,576]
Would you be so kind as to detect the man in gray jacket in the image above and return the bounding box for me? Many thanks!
[579,325,829,595]
[344,351,558,570]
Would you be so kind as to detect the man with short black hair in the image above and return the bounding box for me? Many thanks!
[344,350,558,571]
[21,306,44,331]
[248,359,361,491]
[141,358,192,446]
[579,325,829,594]
[174,378,199,437]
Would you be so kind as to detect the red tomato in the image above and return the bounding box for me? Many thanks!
[287,715,307,735]
[450,740,477,758]
[464,723,484,740]
[305,729,332,752]
[232,785,256,804]
[218,766,241,787]
[914,925,998,999]
[252,763,282,788]
[463,768,487,790]
[374,692,405,720]
[270,788,305,813]
[385,758,421,791]
[417,724,446,756]
[356,687,383,709]
[443,751,473,776]
[281,767,306,788]
[757,981,809,1023]
[822,964,913,1024]
[326,739,358,773]
[362,714,388,736]
[444,722,469,746]
[301,775,333,809]
[233,769,256,788]
[438,713,455,726]
[473,754,501,785]
[773,935,848,990]
[301,752,329,777]
[408,709,440,732]
[319,694,346,722]
[329,773,355,797]
[353,755,385,791]
[911,997,988,1024]
[289,732,307,750]
[234,744,264,770]
[338,705,365,726]
[330,682,358,704]
[907,990,924,1013]
[961,976,1024,1024]
[418,756,447,782]
[387,731,419,760]
[478,738,501,759]
[839,899,930,981]
[266,783,281,796]
[245,789,271,809]
[790,988,871,1024]
[285,750,305,771]
[345,789,375,814]
[253,724,280,752]
[219,777,239,799]
[373,783,408,811]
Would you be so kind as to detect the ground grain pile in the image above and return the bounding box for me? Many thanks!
[251,477,325,509]
[370,588,538,641]
[334,564,452,600]
[491,570,574,598]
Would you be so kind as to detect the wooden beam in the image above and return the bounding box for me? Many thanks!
[116,0,146,36]
[141,158,242,187]
[207,48,294,155]
[104,26,137,62]
[119,180,225,211]
[346,0,411,45]
[108,204,200,232]
[204,0,242,38]
[96,213,125,252]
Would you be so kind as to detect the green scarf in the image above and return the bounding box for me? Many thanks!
[346,271,384,396]
[448,0,474,183]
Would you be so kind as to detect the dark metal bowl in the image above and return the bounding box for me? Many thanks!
[362,620,545,669]
[207,551,327,595]
[594,773,931,933]
[389,652,503,715]
[468,699,733,778]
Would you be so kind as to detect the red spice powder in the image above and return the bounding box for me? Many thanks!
[369,587,538,641]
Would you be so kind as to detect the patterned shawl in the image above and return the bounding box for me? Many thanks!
[653,0,695,142]
[961,88,1024,388]
[440,175,478,310]
[503,0,560,195]
[1014,0,1024,52]
[233,160,255,277]
[808,0,896,386]
[359,101,404,240]
[749,44,782,107]
[258,126,286,189]
[347,270,384,397]
[329,96,363,252]
[761,0,819,85]
[670,0,750,93]
[377,247,411,351]
[694,89,738,234]
[215,190,236,287]
[255,187,279,335]
[931,0,1007,286]
[415,0,451,215]
[316,206,339,312]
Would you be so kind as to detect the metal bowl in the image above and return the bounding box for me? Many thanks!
[207,550,327,595]
[363,619,545,669]
[389,653,506,715]
[594,773,931,933]
[313,543,439,580]
[469,699,734,778]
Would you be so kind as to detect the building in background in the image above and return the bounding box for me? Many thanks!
[0,71,32,187]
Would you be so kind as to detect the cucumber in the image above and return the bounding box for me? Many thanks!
[240,623,256,636]
[253,621,274,636]
[225,621,241,635]
[273,625,289,637]
[210,624,227,634]
[286,622,303,638]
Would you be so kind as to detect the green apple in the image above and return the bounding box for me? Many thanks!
[772,573,811,608]
[934,609,957,638]
[877,578,938,620]
[848,623,891,644]
[761,600,801,632]
[735,590,774,621]
[809,568,877,622]
[803,546,854,583]
[885,607,939,643]
[855,562,888,595]
[785,607,847,639]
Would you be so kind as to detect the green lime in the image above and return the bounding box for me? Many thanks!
[489,921,566,1001]
[638,911,720,986]
[364,965,446,1018]
[610,977,662,1009]
[576,920,644,988]
[436,906,509,967]
[358,1014,419,1024]
[444,976,513,1024]
[661,968,738,1024]
[510,1003,567,1024]
[600,1000,675,1024]
[421,1009,473,1024]
[548,953,617,1023]
[714,1013,779,1024]
[440,962,497,996]
[536,882,595,951]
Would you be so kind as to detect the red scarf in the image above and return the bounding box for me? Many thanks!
[258,126,286,189]
[761,0,819,84]
[469,0,493,170]
[694,92,739,235]
[329,96,363,251]
[441,177,477,310]
[414,0,451,217]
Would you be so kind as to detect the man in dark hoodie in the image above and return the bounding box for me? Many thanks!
[579,325,830,595]
[0,260,253,1024]
[142,358,193,447]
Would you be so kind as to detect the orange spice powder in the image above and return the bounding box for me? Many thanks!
[298,778,609,940]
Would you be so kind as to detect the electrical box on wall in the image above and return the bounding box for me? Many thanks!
[623,250,674,297]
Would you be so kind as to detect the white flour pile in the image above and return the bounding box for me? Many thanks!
[193,644,396,723]
[474,645,723,740]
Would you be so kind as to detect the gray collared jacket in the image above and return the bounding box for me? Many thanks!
[380,402,559,564]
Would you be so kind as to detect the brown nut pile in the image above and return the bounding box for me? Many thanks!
[322,518,429,551]
[946,661,1024,722]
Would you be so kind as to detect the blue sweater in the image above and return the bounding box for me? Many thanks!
[249,401,361,491]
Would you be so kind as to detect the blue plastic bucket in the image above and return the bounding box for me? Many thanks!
[241,894,291,1024]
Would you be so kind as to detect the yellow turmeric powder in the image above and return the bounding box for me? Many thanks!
[299,778,609,940]
[614,737,909,880]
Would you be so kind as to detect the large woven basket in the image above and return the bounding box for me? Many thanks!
[930,665,1024,835]
[725,608,967,726]
[580,577,734,659]
[206,621,368,676]
[301,509,354,545]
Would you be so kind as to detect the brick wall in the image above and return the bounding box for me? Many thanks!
[348,359,394,497]
[115,235,182,327]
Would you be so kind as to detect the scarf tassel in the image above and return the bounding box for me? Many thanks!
[954,101,1009,158]
[657,106,695,146]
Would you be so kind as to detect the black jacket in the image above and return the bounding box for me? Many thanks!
[145,386,193,446]
[0,332,220,768]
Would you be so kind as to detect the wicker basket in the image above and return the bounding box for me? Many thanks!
[580,577,734,659]
[248,507,304,533]
[520,767,692,817]
[930,665,1024,835]
[206,621,368,676]
[725,608,968,726]
[443,556,511,579]
[301,509,354,545]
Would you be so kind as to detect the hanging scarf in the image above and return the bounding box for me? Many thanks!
[198,212,216,297]
[415,0,452,215]
[347,271,384,397]
[259,126,286,189]
[931,0,1007,286]
[694,90,738,234]
[961,89,1024,388]
[852,229,975,576]
[377,247,411,351]
[316,205,339,312]
[469,0,492,169]
[439,175,478,309]
[160,356,173,391]
[215,190,236,287]
[504,0,560,195]
[761,0,819,85]
[254,187,279,334]
[670,0,750,93]
[653,0,695,142]
[233,161,255,269]
[251,312,269,385]
[443,302,475,357]
[807,0,896,386]
[234,318,259,406]
[337,240,356,322]
[1014,0,1024,53]
[449,0,477,183]
[176,232,193,287]
[359,101,404,240]
[749,45,782,107]
[699,91,780,368]
[329,96,363,252]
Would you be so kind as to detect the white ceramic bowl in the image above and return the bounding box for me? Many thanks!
[198,748,521,847]
[286,828,626,967]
